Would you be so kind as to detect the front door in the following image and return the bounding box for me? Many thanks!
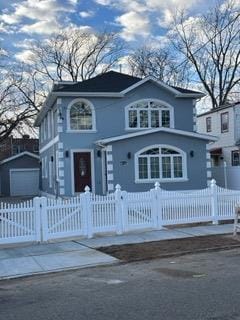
[74,152,92,193]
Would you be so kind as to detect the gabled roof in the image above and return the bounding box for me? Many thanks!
[0,151,39,165]
[197,101,240,117]
[96,128,218,145]
[52,71,203,96]
[52,71,141,93]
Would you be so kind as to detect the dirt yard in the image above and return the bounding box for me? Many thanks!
[98,234,240,262]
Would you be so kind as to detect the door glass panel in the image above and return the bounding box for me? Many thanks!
[79,158,87,177]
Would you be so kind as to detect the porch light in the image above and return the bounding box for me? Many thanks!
[65,150,69,158]
[127,152,131,159]
[190,150,194,157]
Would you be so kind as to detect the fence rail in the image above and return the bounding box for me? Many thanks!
[0,179,240,245]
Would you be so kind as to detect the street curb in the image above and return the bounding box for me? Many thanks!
[0,259,119,282]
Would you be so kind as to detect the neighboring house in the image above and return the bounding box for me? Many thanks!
[197,102,240,189]
[35,71,216,197]
[0,136,40,196]
[0,135,39,161]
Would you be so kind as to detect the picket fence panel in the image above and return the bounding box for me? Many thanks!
[1,180,240,245]
[0,199,39,244]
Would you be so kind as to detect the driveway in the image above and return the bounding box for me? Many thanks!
[1,248,240,320]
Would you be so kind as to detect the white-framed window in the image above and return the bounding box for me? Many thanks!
[135,145,187,183]
[67,99,96,132]
[125,99,174,130]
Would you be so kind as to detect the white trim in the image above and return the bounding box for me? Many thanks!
[134,144,187,183]
[70,149,95,195]
[0,151,39,165]
[107,173,113,181]
[135,178,188,183]
[96,128,218,145]
[124,98,174,130]
[106,145,112,152]
[108,183,114,191]
[59,169,64,178]
[10,168,39,172]
[57,98,62,105]
[67,98,96,132]
[58,160,64,168]
[121,76,204,98]
[40,136,59,154]
[121,76,179,95]
[54,92,123,98]
[106,154,113,162]
[207,171,212,178]
[107,163,113,171]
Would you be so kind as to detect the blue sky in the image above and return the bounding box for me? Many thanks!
[0,0,224,65]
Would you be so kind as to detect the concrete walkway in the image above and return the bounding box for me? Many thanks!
[0,223,234,280]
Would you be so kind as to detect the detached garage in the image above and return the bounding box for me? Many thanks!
[0,152,39,197]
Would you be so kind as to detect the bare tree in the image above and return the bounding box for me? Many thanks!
[171,0,240,108]
[0,64,43,143]
[30,29,125,82]
[128,46,190,86]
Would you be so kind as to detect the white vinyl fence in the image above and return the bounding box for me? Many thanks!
[1,180,240,245]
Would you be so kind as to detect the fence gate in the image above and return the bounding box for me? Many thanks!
[41,196,85,241]
[0,199,40,244]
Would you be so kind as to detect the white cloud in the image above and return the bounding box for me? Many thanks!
[15,49,35,64]
[14,38,36,49]
[116,11,150,41]
[0,0,76,35]
[79,11,95,18]
[20,20,60,35]
[94,0,112,5]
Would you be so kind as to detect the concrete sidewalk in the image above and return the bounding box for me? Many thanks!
[0,223,235,280]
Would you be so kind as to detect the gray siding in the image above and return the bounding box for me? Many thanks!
[111,132,208,191]
[0,155,39,196]
[39,81,207,196]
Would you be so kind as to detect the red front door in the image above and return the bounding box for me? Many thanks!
[74,152,92,193]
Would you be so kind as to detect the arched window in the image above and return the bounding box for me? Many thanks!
[126,99,173,130]
[68,99,96,131]
[135,145,187,182]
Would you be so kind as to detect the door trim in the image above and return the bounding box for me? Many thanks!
[71,149,95,195]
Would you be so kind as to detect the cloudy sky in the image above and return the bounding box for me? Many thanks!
[0,0,225,63]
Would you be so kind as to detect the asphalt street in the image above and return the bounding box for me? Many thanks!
[1,248,240,320]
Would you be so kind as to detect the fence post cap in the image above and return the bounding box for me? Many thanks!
[84,185,90,193]
[154,181,160,189]
[210,179,216,186]
[115,184,121,191]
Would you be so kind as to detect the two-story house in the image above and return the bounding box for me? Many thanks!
[35,71,216,197]
[197,102,240,189]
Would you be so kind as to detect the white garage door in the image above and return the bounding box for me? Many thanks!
[10,169,39,196]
